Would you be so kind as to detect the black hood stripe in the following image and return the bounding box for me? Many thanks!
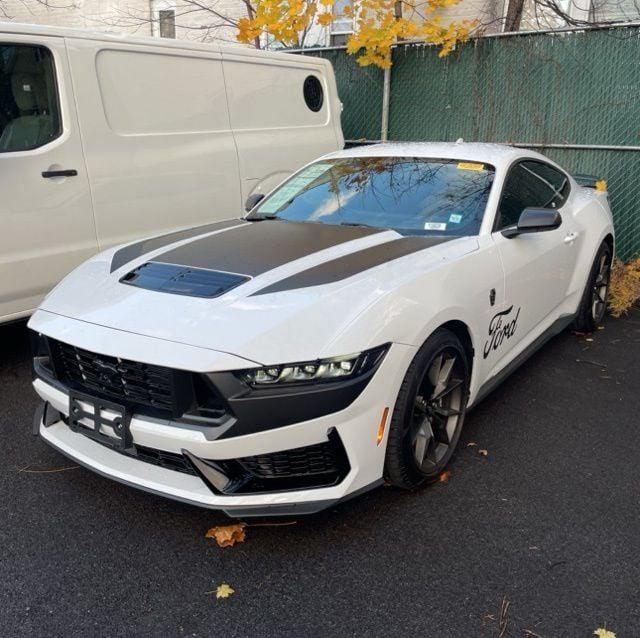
[251,235,456,296]
[110,219,246,273]
[155,220,382,277]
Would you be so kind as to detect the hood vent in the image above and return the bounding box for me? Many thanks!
[120,262,250,298]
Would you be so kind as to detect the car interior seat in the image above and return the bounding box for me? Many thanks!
[0,47,55,152]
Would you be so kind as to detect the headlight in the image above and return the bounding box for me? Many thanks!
[238,344,389,387]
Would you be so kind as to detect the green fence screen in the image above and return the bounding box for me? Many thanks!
[304,25,640,260]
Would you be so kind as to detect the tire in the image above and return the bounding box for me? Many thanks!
[384,328,470,489]
[572,241,612,333]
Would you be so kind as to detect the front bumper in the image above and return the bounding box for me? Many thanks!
[32,341,413,517]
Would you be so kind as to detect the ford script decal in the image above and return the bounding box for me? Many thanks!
[483,306,521,359]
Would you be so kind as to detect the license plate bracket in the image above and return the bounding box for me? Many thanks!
[68,390,133,452]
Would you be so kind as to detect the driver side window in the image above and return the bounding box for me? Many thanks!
[0,44,61,153]
[496,160,570,231]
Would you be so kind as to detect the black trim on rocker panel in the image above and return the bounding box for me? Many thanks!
[473,313,575,406]
[110,219,246,273]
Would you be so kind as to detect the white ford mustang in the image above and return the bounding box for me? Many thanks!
[29,142,614,517]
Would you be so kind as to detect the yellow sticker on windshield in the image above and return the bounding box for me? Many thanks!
[457,162,485,171]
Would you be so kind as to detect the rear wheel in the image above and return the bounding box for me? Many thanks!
[573,241,612,332]
[384,329,470,489]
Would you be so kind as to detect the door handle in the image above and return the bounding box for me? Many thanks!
[563,232,578,244]
[42,169,78,178]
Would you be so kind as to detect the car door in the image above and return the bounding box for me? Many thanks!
[487,159,578,366]
[0,36,97,321]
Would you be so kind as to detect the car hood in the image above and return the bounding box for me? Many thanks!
[37,219,477,364]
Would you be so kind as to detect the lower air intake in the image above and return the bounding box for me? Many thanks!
[196,429,350,494]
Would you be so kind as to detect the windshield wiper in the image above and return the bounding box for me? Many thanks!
[339,221,382,229]
[247,214,280,221]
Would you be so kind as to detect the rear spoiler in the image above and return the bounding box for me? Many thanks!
[572,173,604,189]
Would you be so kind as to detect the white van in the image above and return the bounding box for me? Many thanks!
[0,23,343,323]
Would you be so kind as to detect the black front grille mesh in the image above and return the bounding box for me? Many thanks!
[49,339,178,414]
[213,430,350,493]
[238,441,341,479]
[136,445,198,476]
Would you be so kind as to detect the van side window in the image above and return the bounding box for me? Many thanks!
[496,160,569,231]
[0,44,61,153]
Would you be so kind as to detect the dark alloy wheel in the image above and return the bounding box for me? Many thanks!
[385,329,470,488]
[591,249,611,324]
[573,241,612,332]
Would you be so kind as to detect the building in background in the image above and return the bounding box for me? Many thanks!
[0,0,638,48]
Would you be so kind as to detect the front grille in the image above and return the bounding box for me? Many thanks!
[212,430,350,494]
[239,441,342,479]
[48,339,180,415]
[136,445,198,476]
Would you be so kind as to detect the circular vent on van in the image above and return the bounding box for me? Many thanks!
[303,76,324,112]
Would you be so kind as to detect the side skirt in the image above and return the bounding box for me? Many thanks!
[471,313,576,408]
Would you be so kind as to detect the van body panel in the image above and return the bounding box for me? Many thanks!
[0,33,98,319]
[0,23,343,323]
[221,51,343,201]
[65,37,243,249]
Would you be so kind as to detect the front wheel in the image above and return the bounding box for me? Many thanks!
[384,329,470,489]
[573,241,612,332]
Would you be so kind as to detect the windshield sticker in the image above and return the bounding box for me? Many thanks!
[457,162,485,171]
[424,222,447,231]
[449,214,462,224]
[483,306,521,358]
[259,163,333,214]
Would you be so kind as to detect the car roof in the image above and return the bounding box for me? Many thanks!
[323,142,552,170]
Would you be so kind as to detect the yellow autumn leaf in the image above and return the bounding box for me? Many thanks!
[205,522,247,547]
[216,583,235,599]
[595,179,607,192]
[317,12,335,26]
[594,629,616,638]
[239,0,476,67]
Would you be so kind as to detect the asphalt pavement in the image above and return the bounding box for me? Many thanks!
[1,310,639,637]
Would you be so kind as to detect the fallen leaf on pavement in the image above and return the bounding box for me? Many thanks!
[215,583,235,599]
[594,629,616,638]
[479,449,489,457]
[439,470,452,483]
[205,523,247,547]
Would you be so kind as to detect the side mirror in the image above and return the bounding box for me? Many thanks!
[245,193,265,212]
[502,207,562,239]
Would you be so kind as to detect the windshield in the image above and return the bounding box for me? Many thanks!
[249,156,495,236]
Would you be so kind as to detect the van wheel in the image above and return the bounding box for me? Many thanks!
[572,241,612,333]
[384,329,470,489]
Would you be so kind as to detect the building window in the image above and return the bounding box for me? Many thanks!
[330,0,354,45]
[159,10,176,38]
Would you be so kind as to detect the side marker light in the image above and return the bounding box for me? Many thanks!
[376,407,390,446]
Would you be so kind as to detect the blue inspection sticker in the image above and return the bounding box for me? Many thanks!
[449,214,463,224]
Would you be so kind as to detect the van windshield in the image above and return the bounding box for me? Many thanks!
[249,156,495,236]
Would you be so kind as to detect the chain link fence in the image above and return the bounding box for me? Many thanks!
[304,25,640,260]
